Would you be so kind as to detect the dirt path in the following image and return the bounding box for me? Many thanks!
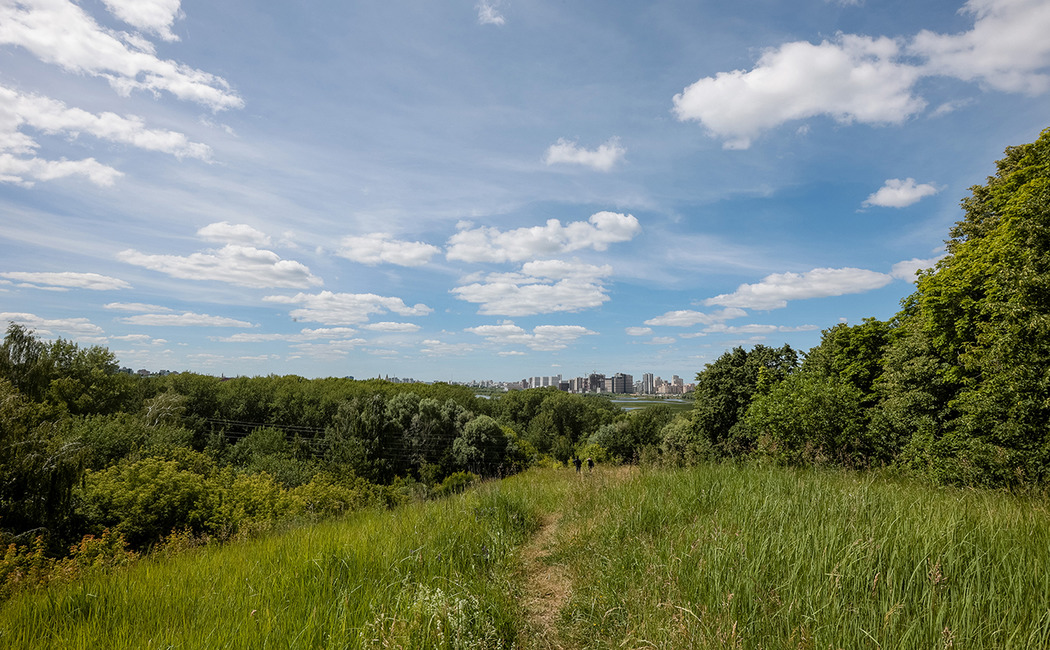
[519,512,573,649]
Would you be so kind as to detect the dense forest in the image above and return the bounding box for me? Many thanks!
[0,328,645,563]
[2,128,1049,598]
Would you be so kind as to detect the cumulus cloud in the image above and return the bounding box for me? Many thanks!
[0,311,104,337]
[675,0,1050,146]
[673,35,923,149]
[863,178,941,208]
[0,0,242,110]
[476,0,505,25]
[467,321,597,351]
[910,0,1050,94]
[117,245,322,289]
[891,255,945,281]
[643,307,747,327]
[446,212,640,263]
[452,260,613,316]
[0,152,121,187]
[101,0,183,42]
[263,291,432,326]
[338,233,441,267]
[705,267,894,310]
[197,222,271,247]
[625,326,653,336]
[0,271,130,290]
[545,137,626,171]
[120,312,254,327]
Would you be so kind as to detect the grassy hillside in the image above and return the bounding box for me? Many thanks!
[3,465,1050,648]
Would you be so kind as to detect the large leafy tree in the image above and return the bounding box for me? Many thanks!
[883,128,1050,485]
[692,344,799,457]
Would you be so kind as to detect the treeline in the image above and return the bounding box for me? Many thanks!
[0,328,671,571]
[666,128,1050,489]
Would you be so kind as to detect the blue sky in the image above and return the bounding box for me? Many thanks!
[1,0,1048,383]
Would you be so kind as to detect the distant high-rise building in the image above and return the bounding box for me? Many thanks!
[611,372,633,394]
[642,372,654,394]
[589,373,606,393]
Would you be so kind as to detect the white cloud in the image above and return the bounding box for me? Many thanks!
[673,35,924,149]
[338,233,441,267]
[452,260,613,316]
[0,86,211,158]
[0,0,242,111]
[446,211,640,263]
[0,271,130,290]
[104,302,173,312]
[214,327,361,343]
[263,291,431,326]
[705,267,894,310]
[674,0,1050,147]
[361,322,422,332]
[863,178,940,208]
[101,0,183,42]
[0,152,121,187]
[643,307,747,327]
[625,326,652,336]
[117,244,322,289]
[703,323,820,334]
[476,1,505,25]
[545,137,626,172]
[120,312,254,327]
[0,312,104,337]
[467,320,597,351]
[910,0,1050,94]
[890,255,945,282]
[420,339,475,356]
[197,222,271,247]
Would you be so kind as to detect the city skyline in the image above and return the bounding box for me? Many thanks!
[2,0,1049,381]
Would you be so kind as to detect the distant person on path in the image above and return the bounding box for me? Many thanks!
[587,457,594,472]
[573,456,582,473]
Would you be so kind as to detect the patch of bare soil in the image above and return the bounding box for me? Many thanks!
[520,513,572,649]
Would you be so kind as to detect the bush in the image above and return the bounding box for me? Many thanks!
[431,471,479,498]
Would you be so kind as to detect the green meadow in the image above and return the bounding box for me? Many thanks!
[4,464,1050,649]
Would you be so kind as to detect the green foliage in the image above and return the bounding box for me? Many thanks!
[803,317,891,401]
[431,471,479,498]
[659,416,711,467]
[746,371,871,466]
[78,457,213,548]
[691,344,799,457]
[0,324,136,418]
[881,128,1050,486]
[453,415,508,475]
[0,379,82,540]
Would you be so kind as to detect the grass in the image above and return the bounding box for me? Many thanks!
[3,464,1050,648]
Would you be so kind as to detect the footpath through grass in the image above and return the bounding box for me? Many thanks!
[3,464,1050,648]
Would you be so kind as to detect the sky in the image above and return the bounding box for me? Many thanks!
[1,0,1049,383]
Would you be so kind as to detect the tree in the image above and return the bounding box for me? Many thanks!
[452,415,508,476]
[745,371,869,467]
[881,128,1050,485]
[691,344,799,457]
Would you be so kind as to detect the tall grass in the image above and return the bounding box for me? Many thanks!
[548,465,1050,649]
[3,465,1050,648]
[0,479,545,649]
